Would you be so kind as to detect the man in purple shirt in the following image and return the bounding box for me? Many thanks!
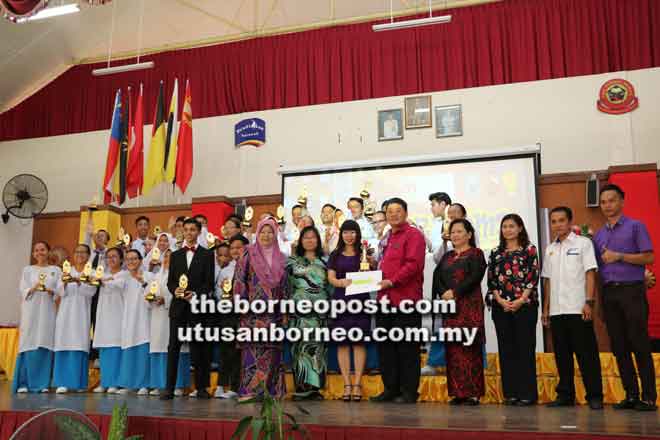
[593,184,656,411]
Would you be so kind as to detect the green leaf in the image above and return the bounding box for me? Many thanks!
[251,418,265,440]
[124,436,143,440]
[231,416,253,440]
[54,415,101,440]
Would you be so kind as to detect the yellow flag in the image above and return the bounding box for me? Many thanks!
[143,82,167,195]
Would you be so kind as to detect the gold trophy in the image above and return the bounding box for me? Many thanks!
[154,226,162,236]
[360,240,371,271]
[91,265,104,287]
[297,188,308,208]
[116,227,126,247]
[175,230,184,248]
[88,196,99,212]
[177,274,188,298]
[123,233,131,247]
[37,273,47,291]
[207,232,216,248]
[146,280,158,302]
[151,247,161,263]
[221,278,232,299]
[276,205,286,225]
[62,260,72,282]
[79,262,93,283]
[242,206,254,228]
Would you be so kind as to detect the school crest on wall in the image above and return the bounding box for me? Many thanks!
[597,79,639,114]
[235,118,266,147]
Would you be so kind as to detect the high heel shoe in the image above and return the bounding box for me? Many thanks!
[342,385,352,402]
[351,384,362,402]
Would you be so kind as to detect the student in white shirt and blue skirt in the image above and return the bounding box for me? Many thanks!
[13,241,60,393]
[53,244,97,393]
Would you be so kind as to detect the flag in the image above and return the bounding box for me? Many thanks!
[175,79,193,193]
[164,78,179,184]
[102,90,122,204]
[117,89,129,204]
[143,82,167,195]
[126,83,144,198]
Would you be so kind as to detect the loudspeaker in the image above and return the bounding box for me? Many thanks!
[586,174,599,207]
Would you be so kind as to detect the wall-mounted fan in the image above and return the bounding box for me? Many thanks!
[2,174,48,224]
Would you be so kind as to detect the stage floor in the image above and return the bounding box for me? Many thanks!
[1,383,659,438]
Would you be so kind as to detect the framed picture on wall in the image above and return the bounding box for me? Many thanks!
[404,95,432,129]
[377,109,403,141]
[435,104,463,138]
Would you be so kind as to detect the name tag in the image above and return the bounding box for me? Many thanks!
[566,248,580,256]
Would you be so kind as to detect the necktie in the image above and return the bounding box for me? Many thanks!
[92,250,100,269]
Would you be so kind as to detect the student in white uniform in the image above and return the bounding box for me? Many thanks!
[117,249,153,395]
[13,241,61,393]
[144,232,174,273]
[195,214,210,248]
[131,216,151,257]
[53,244,97,393]
[284,204,304,243]
[318,203,339,256]
[421,192,451,376]
[92,247,126,394]
[148,249,191,396]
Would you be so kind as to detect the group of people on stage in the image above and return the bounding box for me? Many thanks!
[13,183,657,411]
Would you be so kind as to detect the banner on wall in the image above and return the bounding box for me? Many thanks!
[235,118,266,147]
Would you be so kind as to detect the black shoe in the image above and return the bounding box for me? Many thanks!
[464,397,480,406]
[370,391,399,402]
[613,398,638,410]
[503,397,519,406]
[393,394,418,404]
[159,391,174,400]
[546,398,574,407]
[197,390,211,399]
[588,399,604,410]
[634,400,658,411]
[515,399,536,406]
[449,397,466,405]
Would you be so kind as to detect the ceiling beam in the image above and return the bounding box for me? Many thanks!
[174,0,249,33]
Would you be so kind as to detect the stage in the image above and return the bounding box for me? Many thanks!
[0,383,659,440]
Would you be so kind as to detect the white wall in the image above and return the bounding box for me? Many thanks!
[1,67,659,213]
[0,219,33,325]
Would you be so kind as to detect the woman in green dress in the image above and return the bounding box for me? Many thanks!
[286,225,332,400]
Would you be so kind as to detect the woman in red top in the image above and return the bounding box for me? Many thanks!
[434,219,487,405]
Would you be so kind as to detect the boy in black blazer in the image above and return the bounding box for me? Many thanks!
[161,218,215,400]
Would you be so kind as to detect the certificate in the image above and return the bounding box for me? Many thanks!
[345,270,382,296]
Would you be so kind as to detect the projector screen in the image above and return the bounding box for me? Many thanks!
[281,151,542,352]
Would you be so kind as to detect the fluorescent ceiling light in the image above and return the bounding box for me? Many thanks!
[92,61,155,76]
[372,14,452,32]
[17,3,80,22]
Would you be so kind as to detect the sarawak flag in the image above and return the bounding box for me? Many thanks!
[126,84,144,198]
[102,89,122,204]
[143,82,167,195]
[175,80,193,193]
[164,78,179,184]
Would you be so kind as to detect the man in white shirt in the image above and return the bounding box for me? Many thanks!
[194,214,210,249]
[542,206,603,410]
[131,215,151,257]
[318,203,338,255]
[284,204,304,243]
[347,197,376,247]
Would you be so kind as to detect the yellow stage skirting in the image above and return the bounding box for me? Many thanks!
[2,327,660,404]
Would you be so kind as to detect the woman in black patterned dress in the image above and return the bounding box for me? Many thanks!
[433,219,487,405]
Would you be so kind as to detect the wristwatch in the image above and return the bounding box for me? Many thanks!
[585,299,595,307]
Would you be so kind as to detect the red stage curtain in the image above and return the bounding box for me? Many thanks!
[609,171,660,338]
[1,0,660,141]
